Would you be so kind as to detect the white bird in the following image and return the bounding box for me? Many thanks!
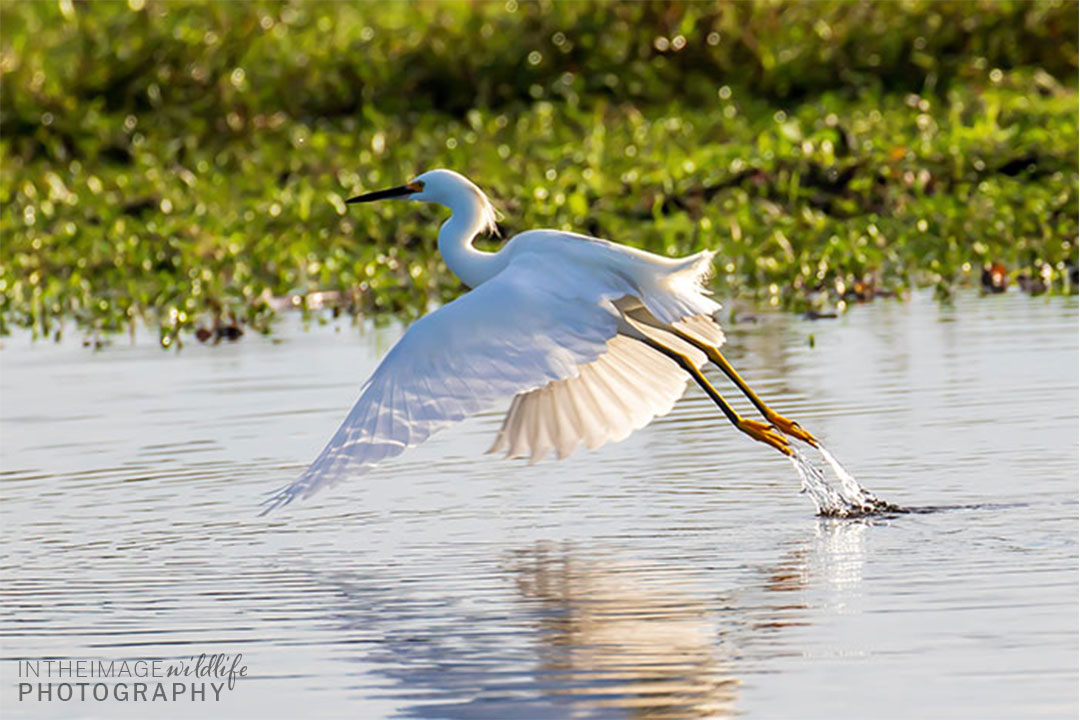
[265,169,817,512]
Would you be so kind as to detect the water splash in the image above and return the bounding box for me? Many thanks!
[789,445,906,518]
[815,445,901,513]
[789,448,848,516]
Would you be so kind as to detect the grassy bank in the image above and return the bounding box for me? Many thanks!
[1,1,1077,345]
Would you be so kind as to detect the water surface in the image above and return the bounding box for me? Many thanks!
[1,292,1077,719]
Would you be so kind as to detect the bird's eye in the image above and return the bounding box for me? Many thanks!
[407,180,425,192]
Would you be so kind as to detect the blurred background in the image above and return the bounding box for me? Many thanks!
[1,0,1077,345]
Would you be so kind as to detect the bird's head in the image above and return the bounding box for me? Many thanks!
[346,168,499,235]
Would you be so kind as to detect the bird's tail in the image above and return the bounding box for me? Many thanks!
[640,250,720,324]
[670,249,716,285]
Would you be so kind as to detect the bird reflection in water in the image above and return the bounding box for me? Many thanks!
[509,522,871,718]
[510,544,738,719]
[318,521,871,718]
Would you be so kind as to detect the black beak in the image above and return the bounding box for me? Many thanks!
[345,185,415,204]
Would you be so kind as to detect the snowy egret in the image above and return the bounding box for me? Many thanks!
[265,169,819,511]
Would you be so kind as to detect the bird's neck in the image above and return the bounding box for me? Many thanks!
[437,201,504,288]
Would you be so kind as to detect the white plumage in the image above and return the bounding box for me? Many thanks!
[489,311,725,463]
[264,169,723,512]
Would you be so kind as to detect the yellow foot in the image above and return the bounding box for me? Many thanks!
[738,418,794,456]
[766,413,818,447]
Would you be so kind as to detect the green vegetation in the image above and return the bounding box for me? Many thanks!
[2,1,1077,346]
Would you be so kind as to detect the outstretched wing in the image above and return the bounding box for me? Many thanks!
[263,254,627,512]
[488,313,724,462]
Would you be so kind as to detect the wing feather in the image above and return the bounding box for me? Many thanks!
[489,313,725,463]
[264,254,628,511]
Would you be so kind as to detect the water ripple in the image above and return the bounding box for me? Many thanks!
[0,292,1076,719]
